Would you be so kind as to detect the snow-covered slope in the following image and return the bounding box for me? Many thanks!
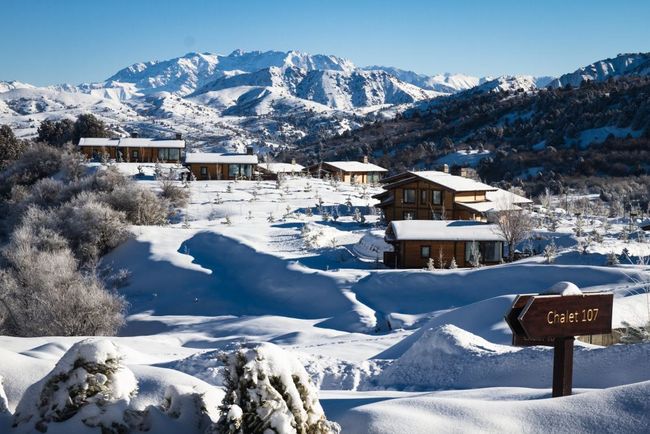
[548,52,650,88]
[362,66,484,94]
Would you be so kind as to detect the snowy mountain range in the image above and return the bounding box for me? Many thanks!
[0,50,648,152]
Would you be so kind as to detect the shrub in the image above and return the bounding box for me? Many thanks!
[160,178,190,208]
[216,343,340,434]
[0,143,61,198]
[0,223,126,336]
[106,184,169,225]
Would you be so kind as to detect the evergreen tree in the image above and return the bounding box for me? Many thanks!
[0,124,25,168]
[37,118,74,147]
[72,114,110,145]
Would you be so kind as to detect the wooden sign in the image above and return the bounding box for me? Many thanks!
[518,293,614,339]
[504,295,554,346]
[505,291,614,397]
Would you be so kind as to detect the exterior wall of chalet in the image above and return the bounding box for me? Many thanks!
[379,179,488,223]
[187,163,255,180]
[385,239,503,269]
[79,145,183,163]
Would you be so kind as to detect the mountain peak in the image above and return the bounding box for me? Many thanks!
[548,52,650,88]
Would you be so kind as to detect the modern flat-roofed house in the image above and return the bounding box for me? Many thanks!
[384,220,506,268]
[307,157,387,184]
[78,136,185,163]
[185,150,258,180]
[373,170,531,223]
[257,160,305,180]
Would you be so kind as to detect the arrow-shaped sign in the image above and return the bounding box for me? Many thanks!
[518,293,614,339]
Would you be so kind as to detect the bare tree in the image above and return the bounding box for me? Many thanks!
[490,197,534,262]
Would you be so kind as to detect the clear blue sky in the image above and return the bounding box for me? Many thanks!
[2,0,649,86]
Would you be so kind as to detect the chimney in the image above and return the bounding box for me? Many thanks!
[175,132,182,140]
[291,158,296,165]
[131,132,139,138]
[246,146,254,155]
[362,155,369,164]
[442,164,449,173]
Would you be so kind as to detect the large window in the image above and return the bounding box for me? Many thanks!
[158,148,180,161]
[420,245,431,258]
[483,241,503,262]
[228,164,253,179]
[403,189,416,204]
[368,172,381,184]
[420,190,428,204]
[432,190,443,205]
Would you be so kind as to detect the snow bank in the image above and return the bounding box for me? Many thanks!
[544,281,582,295]
[0,377,8,414]
[374,325,650,391]
[217,343,340,433]
[336,381,650,433]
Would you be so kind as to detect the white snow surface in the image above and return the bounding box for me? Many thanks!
[1,171,650,432]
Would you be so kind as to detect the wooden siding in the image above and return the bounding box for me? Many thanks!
[378,179,489,223]
[79,146,182,163]
[187,163,254,180]
[387,239,503,268]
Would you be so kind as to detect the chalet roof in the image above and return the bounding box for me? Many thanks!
[486,188,532,205]
[386,220,505,242]
[456,201,521,213]
[409,171,497,192]
[185,152,258,164]
[78,137,185,148]
[258,162,305,173]
[323,161,387,173]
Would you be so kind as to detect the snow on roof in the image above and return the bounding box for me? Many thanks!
[258,162,305,173]
[118,138,185,148]
[78,138,117,146]
[457,201,521,213]
[324,161,387,172]
[387,220,505,242]
[78,137,185,148]
[486,188,532,205]
[185,152,258,164]
[409,171,497,192]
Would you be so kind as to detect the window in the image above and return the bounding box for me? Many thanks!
[432,190,443,205]
[403,211,415,220]
[157,148,180,161]
[483,241,503,262]
[132,150,139,160]
[420,245,431,258]
[200,166,208,177]
[228,164,253,179]
[169,148,180,161]
[465,241,480,264]
[368,172,381,184]
[403,189,416,204]
[420,190,428,204]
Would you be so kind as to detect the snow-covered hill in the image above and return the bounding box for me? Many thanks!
[362,66,485,93]
[548,52,650,88]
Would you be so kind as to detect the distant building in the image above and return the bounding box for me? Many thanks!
[78,135,185,163]
[374,170,531,223]
[384,220,506,268]
[257,159,305,180]
[307,157,387,184]
[185,148,258,180]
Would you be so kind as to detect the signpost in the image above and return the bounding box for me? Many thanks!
[505,292,614,397]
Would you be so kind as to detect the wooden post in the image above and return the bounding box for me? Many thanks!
[552,336,574,397]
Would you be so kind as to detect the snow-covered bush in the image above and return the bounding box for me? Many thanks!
[215,343,340,434]
[607,251,620,266]
[106,183,169,225]
[543,238,558,263]
[0,223,125,336]
[160,178,190,208]
[12,339,137,433]
[0,143,62,198]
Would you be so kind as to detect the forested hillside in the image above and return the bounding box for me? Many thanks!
[294,76,650,198]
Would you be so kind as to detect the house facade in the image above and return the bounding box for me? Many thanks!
[384,220,506,268]
[185,150,258,180]
[307,157,387,184]
[78,136,185,163]
[374,170,531,223]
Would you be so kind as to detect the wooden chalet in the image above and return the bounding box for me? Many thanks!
[185,149,258,180]
[374,170,531,223]
[257,160,305,180]
[78,135,185,163]
[307,157,387,184]
[384,220,506,268]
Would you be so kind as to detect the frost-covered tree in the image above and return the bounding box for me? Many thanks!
[449,257,458,269]
[160,178,190,208]
[427,257,436,271]
[606,251,620,266]
[468,241,481,267]
[490,199,533,262]
[543,238,558,264]
[215,343,340,434]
